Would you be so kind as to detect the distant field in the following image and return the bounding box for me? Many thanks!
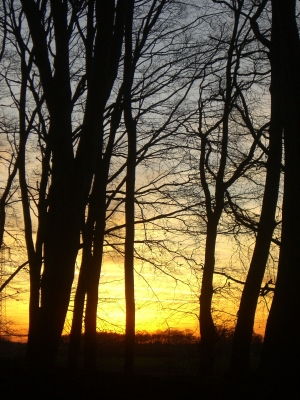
[0,329,262,377]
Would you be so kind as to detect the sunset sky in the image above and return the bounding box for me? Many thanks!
[0,236,272,342]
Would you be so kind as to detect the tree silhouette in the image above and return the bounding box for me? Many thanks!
[67,0,199,371]
[188,1,270,375]
[229,0,283,377]
[17,0,126,368]
[1,1,300,388]
[259,0,300,386]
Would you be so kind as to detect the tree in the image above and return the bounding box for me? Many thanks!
[258,0,300,386]
[186,0,269,374]
[2,1,297,382]
[14,0,126,369]
[229,0,283,377]
[67,0,126,371]
[69,0,206,372]
[68,89,124,371]
[123,0,136,374]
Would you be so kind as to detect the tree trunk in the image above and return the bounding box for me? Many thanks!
[68,253,88,370]
[198,4,243,376]
[124,160,136,376]
[260,0,300,386]
[83,214,105,370]
[229,22,283,375]
[17,45,45,362]
[69,95,123,370]
[123,0,136,375]
[199,218,219,375]
[30,188,80,368]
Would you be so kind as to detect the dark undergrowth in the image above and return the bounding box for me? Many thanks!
[0,332,289,399]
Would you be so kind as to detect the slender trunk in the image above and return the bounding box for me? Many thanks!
[260,0,300,385]
[26,258,42,357]
[199,217,219,374]
[83,101,122,370]
[197,4,242,376]
[229,26,283,375]
[229,139,282,375]
[83,212,105,370]
[68,253,88,370]
[124,155,136,375]
[69,94,123,370]
[123,0,136,375]
[17,46,44,359]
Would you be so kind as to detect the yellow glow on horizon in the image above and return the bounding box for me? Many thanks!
[1,250,271,342]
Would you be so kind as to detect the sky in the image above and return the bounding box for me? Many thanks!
[0,0,278,345]
[0,234,273,342]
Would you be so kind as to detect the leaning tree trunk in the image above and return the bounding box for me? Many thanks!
[83,178,107,371]
[83,100,123,370]
[68,247,89,370]
[260,0,300,386]
[198,3,240,372]
[69,96,123,370]
[229,23,283,376]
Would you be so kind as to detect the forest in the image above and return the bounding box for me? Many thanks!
[0,0,299,398]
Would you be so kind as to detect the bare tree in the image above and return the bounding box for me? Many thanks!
[229,0,283,377]
[68,0,207,372]
[259,0,300,386]
[181,0,271,374]
[14,0,126,368]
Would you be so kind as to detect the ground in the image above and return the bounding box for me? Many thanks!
[0,338,290,399]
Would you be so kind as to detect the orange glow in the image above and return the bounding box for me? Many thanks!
[1,255,270,343]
